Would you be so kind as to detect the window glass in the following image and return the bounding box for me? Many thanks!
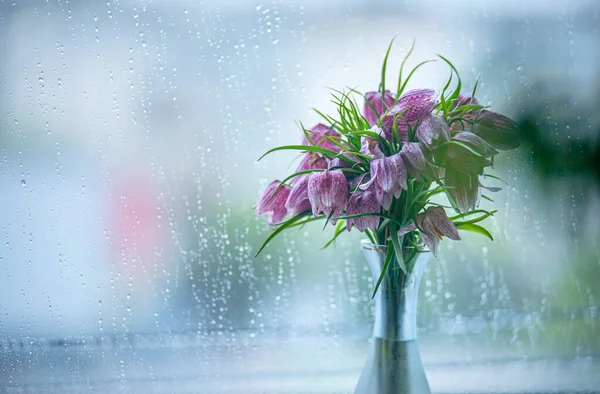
[1,1,598,392]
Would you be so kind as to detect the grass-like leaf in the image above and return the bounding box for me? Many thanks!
[396,39,415,97]
[372,245,394,299]
[397,60,436,97]
[449,209,495,221]
[482,173,508,185]
[438,54,462,103]
[322,221,347,249]
[471,74,481,98]
[380,37,396,96]
[255,211,310,257]
[365,228,378,245]
[455,223,494,241]
[453,210,497,226]
[390,230,408,274]
[257,145,357,165]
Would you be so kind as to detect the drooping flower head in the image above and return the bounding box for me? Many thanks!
[416,114,450,150]
[398,206,461,256]
[399,142,426,180]
[361,153,407,210]
[307,170,348,219]
[296,153,328,174]
[346,187,380,233]
[285,175,312,216]
[256,180,291,225]
[470,110,520,151]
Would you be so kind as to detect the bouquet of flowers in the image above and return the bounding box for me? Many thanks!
[255,42,519,295]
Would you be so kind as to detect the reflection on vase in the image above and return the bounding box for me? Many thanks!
[354,240,431,394]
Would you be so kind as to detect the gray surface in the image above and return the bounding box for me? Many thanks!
[1,333,599,393]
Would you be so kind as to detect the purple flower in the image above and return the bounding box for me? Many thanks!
[416,114,450,149]
[395,89,437,120]
[256,180,291,225]
[398,206,461,256]
[302,123,342,153]
[285,175,312,216]
[381,89,437,140]
[362,154,407,210]
[400,142,426,179]
[364,90,396,126]
[346,188,380,232]
[296,153,328,174]
[307,170,348,218]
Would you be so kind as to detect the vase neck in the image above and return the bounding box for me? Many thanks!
[361,242,430,342]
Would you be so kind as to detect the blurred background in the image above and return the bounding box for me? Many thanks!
[0,0,599,392]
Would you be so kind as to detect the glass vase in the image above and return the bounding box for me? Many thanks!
[354,239,431,394]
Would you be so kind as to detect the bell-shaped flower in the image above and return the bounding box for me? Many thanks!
[301,123,343,153]
[285,175,312,216]
[361,153,407,211]
[440,131,495,174]
[307,170,348,218]
[398,206,461,256]
[416,114,450,149]
[400,142,426,180]
[471,110,520,151]
[296,153,328,174]
[364,90,396,126]
[256,180,291,225]
[346,187,380,232]
[444,168,481,213]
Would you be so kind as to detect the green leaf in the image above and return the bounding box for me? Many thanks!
[255,211,310,257]
[380,37,396,96]
[372,245,393,299]
[471,74,481,98]
[396,39,415,97]
[439,71,453,115]
[322,221,347,249]
[482,173,508,185]
[312,108,339,128]
[455,223,494,241]
[398,60,436,97]
[390,232,408,274]
[365,228,378,245]
[438,54,462,103]
[449,209,496,221]
[257,145,356,165]
[453,210,497,226]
